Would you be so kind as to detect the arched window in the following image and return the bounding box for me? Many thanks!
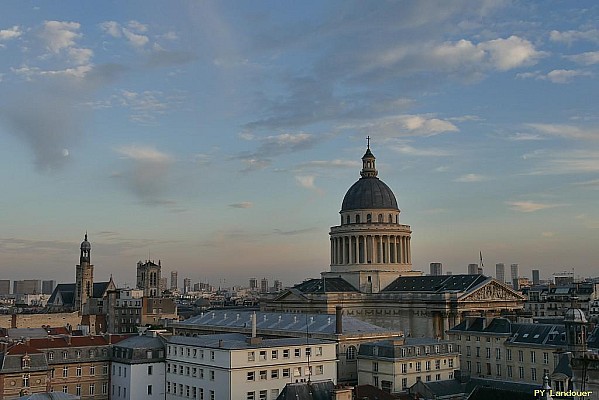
[367,214,372,223]
[389,214,393,223]
[346,215,351,224]
[378,214,383,223]
[346,346,357,360]
[355,214,360,223]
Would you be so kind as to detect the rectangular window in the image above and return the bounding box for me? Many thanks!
[518,350,524,362]
[436,374,441,381]
[210,370,215,380]
[507,349,512,361]
[401,363,407,373]
[305,347,311,356]
[294,367,302,377]
[496,364,501,376]
[271,369,279,379]
[260,370,267,380]
[259,351,267,360]
[435,359,440,370]
[259,390,267,400]
[89,384,95,396]
[466,361,471,371]
[519,366,524,379]
[507,365,513,378]
[186,385,190,397]
[425,361,431,371]
[316,347,322,356]
[486,348,491,359]
[426,375,431,382]
[248,351,255,361]
[192,367,197,377]
[63,386,68,393]
[476,362,481,374]
[247,392,255,400]
[315,365,323,375]
[76,366,82,377]
[531,368,537,381]
[272,350,278,359]
[186,366,190,375]
[90,365,95,376]
[210,390,215,400]
[295,348,301,357]
[402,378,408,389]
[416,362,421,372]
[531,351,536,363]
[271,389,279,399]
[283,368,290,378]
[496,348,501,360]
[48,352,54,361]
[102,383,108,394]
[103,365,108,375]
[466,346,471,356]
[543,352,549,364]
[148,385,153,395]
[448,358,454,368]
[76,385,81,396]
[210,351,215,360]
[148,365,153,375]
[63,366,68,377]
[200,368,204,379]
[199,388,204,400]
[373,362,378,372]
[283,349,290,359]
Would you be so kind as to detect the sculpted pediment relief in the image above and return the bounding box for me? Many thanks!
[460,281,524,302]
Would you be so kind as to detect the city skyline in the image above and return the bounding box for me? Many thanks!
[1,1,598,286]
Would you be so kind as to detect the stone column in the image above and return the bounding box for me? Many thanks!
[378,235,383,264]
[354,235,359,264]
[407,237,411,264]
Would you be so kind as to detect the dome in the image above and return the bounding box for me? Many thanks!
[80,233,91,251]
[564,307,587,323]
[341,177,398,211]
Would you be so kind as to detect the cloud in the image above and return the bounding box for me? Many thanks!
[229,202,253,209]
[478,36,545,71]
[40,21,81,53]
[146,49,196,68]
[236,132,324,172]
[454,174,487,182]
[295,160,360,170]
[572,179,599,188]
[0,26,22,41]
[99,21,121,37]
[550,29,599,45]
[566,51,599,66]
[517,69,592,84]
[342,114,459,138]
[114,145,174,202]
[506,201,563,213]
[506,132,545,141]
[100,20,149,47]
[122,28,149,47]
[295,175,318,191]
[526,150,599,175]
[390,143,453,157]
[527,123,599,140]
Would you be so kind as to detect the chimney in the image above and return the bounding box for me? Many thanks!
[335,306,343,335]
[11,314,17,329]
[218,339,224,348]
[251,312,257,338]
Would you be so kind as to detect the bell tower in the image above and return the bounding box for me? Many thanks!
[74,233,94,313]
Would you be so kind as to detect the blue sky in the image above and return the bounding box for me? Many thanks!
[1,1,598,287]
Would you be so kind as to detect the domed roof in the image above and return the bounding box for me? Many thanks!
[565,307,587,323]
[80,233,91,250]
[340,144,399,211]
[342,178,398,211]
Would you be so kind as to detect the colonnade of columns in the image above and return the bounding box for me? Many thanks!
[330,234,411,265]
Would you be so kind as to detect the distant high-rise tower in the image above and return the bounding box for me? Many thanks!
[260,278,269,294]
[0,280,9,295]
[430,263,442,276]
[511,264,519,289]
[170,271,178,291]
[249,278,258,290]
[467,264,479,275]
[136,260,162,297]
[273,280,283,292]
[496,263,505,284]
[159,277,168,293]
[74,233,94,313]
[183,278,191,294]
[42,280,56,295]
[532,269,540,285]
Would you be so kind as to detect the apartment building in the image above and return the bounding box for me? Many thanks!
[357,337,459,393]
[165,333,337,400]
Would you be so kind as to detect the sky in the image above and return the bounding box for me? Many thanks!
[1,1,598,288]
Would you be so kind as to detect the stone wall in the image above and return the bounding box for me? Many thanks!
[0,312,81,329]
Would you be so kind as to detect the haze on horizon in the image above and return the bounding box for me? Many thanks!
[1,1,598,287]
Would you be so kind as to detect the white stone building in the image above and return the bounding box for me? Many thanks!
[166,332,337,400]
[110,331,166,400]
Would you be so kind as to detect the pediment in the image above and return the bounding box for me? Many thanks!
[459,280,525,302]
[271,289,309,304]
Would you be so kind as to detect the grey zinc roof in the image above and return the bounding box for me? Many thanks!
[276,380,335,400]
[168,333,333,350]
[293,278,358,293]
[382,274,488,293]
[177,310,392,336]
[358,338,456,359]
[7,328,49,339]
[113,334,165,350]
[341,177,398,211]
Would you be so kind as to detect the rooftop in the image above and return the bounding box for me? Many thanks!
[168,333,334,350]
[382,274,488,293]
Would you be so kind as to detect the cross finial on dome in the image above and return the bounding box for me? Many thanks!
[85,231,87,241]
[366,136,370,149]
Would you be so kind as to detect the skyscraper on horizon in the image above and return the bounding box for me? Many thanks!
[532,269,540,285]
[511,263,519,289]
[496,263,505,284]
[467,264,478,275]
[170,271,178,291]
[430,262,442,276]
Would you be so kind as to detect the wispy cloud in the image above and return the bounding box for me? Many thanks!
[295,160,360,170]
[295,175,321,192]
[100,20,149,48]
[114,145,174,204]
[527,123,599,140]
[342,114,459,138]
[550,29,599,45]
[454,173,487,182]
[506,132,545,141]
[526,150,599,175]
[390,143,453,157]
[517,69,592,84]
[506,201,564,212]
[229,202,253,209]
[566,51,599,66]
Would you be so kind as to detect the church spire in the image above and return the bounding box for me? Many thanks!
[360,136,378,178]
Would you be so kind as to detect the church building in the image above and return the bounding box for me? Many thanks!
[264,143,525,338]
[46,234,116,331]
